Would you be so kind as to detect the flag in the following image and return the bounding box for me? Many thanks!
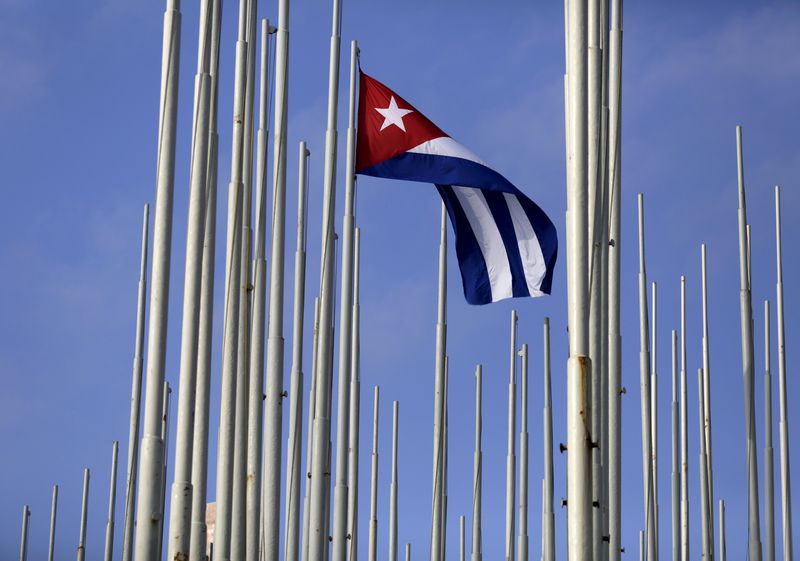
[355,71,558,305]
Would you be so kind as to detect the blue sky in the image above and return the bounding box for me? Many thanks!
[1,0,799,559]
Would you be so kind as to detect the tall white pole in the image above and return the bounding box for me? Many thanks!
[606,1,623,559]
[284,142,310,561]
[698,369,710,560]
[736,126,763,561]
[764,300,775,561]
[543,318,555,561]
[680,276,689,561]
[505,310,518,561]
[565,0,592,557]
[158,382,172,561]
[651,281,659,561]
[332,37,360,561]
[48,485,58,561]
[104,441,119,561]
[518,343,530,561]
[441,358,450,561]
[430,203,448,561]
[77,468,90,561]
[301,297,321,561]
[775,185,794,561]
[407,544,412,561]
[134,0,182,557]
[700,244,715,553]
[368,387,380,561]
[637,194,656,561]
[640,531,645,561]
[719,501,727,561]
[389,401,400,561]
[19,505,30,561]
[460,516,466,561]
[309,0,343,556]
[671,330,679,561]
[165,0,214,556]
[347,227,362,561]
[121,202,149,561]
[472,364,483,561]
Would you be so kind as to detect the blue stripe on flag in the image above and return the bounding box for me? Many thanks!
[482,190,531,299]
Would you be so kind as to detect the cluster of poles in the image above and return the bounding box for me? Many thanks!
[13,1,796,561]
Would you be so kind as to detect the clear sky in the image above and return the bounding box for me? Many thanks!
[1,0,799,559]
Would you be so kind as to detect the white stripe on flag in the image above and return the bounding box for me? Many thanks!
[452,186,513,302]
[408,137,488,167]
[503,192,547,297]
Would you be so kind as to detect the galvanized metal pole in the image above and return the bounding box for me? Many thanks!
[518,343,530,561]
[472,364,483,561]
[460,516,466,561]
[301,297,321,561]
[650,281,659,561]
[774,185,794,561]
[698,369,710,560]
[543,318,555,561]
[158,382,172,561]
[565,0,592,557]
[505,310,518,561]
[347,227,362,561]
[77,469,90,561]
[133,0,182,557]
[368,387,380,561]
[284,142,310,561]
[640,531,644,561]
[718,501,726,561]
[606,1,623,559]
[309,0,343,556]
[764,300,775,561]
[19,505,30,561]
[407,543,411,561]
[389,401,400,561]
[680,276,689,561]
[104,441,119,561]
[122,203,149,561]
[332,38,360,561]
[735,125,763,561]
[48,485,58,561]
[700,244,715,554]
[441,358,450,561]
[671,330,679,561]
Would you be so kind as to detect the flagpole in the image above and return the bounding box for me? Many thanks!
[472,364,483,561]
[650,281,659,560]
[309,0,343,555]
[680,276,689,561]
[430,202,448,561]
[736,125,763,561]
[77,468,90,561]
[719,500,726,561]
[48,485,58,561]
[606,1,623,558]
[389,401,400,561]
[543,318,555,561]
[774,185,794,561]
[505,310,517,561]
[441,358,450,561]
[133,0,182,556]
[158,382,172,561]
[518,343,529,561]
[347,227,362,561]
[565,0,592,557]
[700,244,715,552]
[764,300,775,561]
[19,505,29,561]
[460,516,466,561]
[332,37,360,561]
[104,441,119,561]
[121,202,149,561]
[301,297,321,561]
[698,368,711,560]
[637,193,656,561]
[671,330,679,561]
[165,0,214,554]
[368,386,380,561]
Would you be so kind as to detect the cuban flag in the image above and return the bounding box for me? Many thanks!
[356,71,558,305]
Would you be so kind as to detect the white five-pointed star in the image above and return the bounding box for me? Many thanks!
[375,96,414,132]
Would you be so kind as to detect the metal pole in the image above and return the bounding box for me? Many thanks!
[698,369,710,560]
[332,38,360,561]
[441,358,450,561]
[122,203,149,561]
[506,311,518,561]
[19,505,30,561]
[284,142,310,561]
[637,193,655,561]
[775,185,794,561]
[680,276,689,561]
[407,544,411,561]
[460,516,466,561]
[764,300,775,561]
[472,364,483,561]
[158,382,172,561]
[48,485,58,561]
[518,343,530,561]
[543,318,555,561]
[700,244,715,554]
[347,227,362,561]
[565,0,592,557]
[736,125,763,561]
[606,1,623,559]
[368,387,380,561]
[301,297,321,561]
[671,330,679,561]
[651,281,659,561]
[640,531,644,561]
[104,441,119,561]
[77,468,90,561]
[389,401,400,561]
[430,203,448,561]
[134,0,182,557]
[718,501,726,561]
